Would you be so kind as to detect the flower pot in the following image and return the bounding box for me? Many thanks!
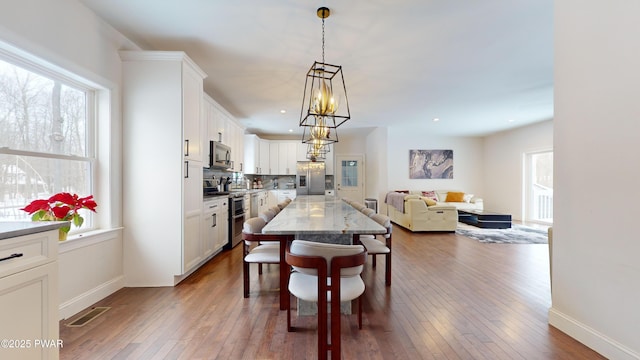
[59,229,68,241]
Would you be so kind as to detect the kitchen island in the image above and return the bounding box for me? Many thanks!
[0,221,66,360]
[262,195,386,310]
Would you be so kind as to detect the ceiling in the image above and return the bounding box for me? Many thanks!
[79,0,553,138]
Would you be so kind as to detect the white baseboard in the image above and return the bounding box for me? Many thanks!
[548,307,639,360]
[58,276,124,320]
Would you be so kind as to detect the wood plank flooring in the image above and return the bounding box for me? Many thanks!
[59,226,605,359]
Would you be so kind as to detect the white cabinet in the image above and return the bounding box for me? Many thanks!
[218,199,229,251]
[0,229,59,360]
[278,142,298,175]
[202,197,228,257]
[267,190,278,209]
[229,121,245,173]
[121,50,207,286]
[259,139,270,174]
[269,143,279,175]
[245,135,270,174]
[184,160,204,271]
[258,191,269,214]
[203,95,244,171]
[244,134,260,174]
[182,64,203,161]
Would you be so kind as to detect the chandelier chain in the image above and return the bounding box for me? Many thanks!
[321,17,325,64]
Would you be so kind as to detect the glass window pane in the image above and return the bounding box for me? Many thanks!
[341,160,358,187]
[0,154,91,224]
[0,59,87,157]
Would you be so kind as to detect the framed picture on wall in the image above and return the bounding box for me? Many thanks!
[409,149,454,179]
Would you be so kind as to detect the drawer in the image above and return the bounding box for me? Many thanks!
[0,230,57,279]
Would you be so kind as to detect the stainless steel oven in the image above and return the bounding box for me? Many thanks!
[226,193,245,249]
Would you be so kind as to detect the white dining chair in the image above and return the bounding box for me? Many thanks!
[242,217,281,298]
[285,239,367,360]
[359,214,392,286]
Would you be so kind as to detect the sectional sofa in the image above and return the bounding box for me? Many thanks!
[385,190,483,232]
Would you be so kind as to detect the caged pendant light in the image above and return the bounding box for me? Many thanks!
[300,7,350,160]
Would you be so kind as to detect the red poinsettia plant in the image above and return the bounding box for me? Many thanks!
[21,193,98,234]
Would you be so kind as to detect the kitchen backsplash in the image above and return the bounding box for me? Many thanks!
[203,169,334,190]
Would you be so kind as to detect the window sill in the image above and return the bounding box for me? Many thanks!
[58,227,123,253]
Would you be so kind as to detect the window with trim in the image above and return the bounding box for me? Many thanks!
[0,53,96,231]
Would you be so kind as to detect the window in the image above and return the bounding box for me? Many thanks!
[341,160,358,187]
[0,53,96,230]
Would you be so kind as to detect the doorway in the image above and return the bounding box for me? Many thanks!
[336,154,364,202]
[524,150,553,224]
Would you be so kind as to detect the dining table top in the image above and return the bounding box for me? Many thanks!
[262,195,387,235]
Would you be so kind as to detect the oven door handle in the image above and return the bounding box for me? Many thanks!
[232,213,245,220]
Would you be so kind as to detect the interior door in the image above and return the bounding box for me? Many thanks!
[336,154,364,202]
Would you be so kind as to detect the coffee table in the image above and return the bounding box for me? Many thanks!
[458,209,512,229]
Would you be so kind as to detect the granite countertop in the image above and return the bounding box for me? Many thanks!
[0,221,70,240]
[262,195,386,235]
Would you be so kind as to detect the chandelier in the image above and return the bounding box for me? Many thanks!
[306,140,331,161]
[300,7,350,160]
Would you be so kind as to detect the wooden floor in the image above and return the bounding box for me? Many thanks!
[60,226,605,359]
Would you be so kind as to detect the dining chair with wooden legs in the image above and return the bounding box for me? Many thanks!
[285,240,367,360]
[242,217,282,298]
[359,214,392,286]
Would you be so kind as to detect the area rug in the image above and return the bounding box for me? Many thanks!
[455,223,549,244]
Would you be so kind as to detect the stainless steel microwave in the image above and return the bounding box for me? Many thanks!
[209,141,231,168]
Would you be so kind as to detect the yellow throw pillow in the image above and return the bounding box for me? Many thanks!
[445,191,465,202]
[421,197,437,206]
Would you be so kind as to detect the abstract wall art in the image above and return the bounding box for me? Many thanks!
[409,149,453,179]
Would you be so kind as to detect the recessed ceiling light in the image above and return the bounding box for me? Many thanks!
[288,129,293,132]
[508,119,515,123]
[280,109,287,114]
[433,118,440,122]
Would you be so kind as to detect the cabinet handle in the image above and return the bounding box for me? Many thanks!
[184,161,189,178]
[212,213,217,228]
[0,253,23,262]
[184,139,190,156]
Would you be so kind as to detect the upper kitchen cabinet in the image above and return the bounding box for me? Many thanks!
[278,141,297,175]
[244,134,270,174]
[203,94,245,171]
[120,51,207,286]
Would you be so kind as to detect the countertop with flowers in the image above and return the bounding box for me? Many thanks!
[0,221,70,240]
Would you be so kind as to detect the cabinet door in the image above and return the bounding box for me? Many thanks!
[0,262,58,360]
[183,160,203,273]
[259,139,270,174]
[202,201,220,257]
[269,143,279,175]
[281,142,297,175]
[236,125,245,173]
[217,204,229,250]
[244,134,258,174]
[182,64,203,161]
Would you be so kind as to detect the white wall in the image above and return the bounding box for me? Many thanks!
[360,127,388,213]
[386,127,484,196]
[551,1,640,359]
[483,120,553,219]
[0,0,133,319]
